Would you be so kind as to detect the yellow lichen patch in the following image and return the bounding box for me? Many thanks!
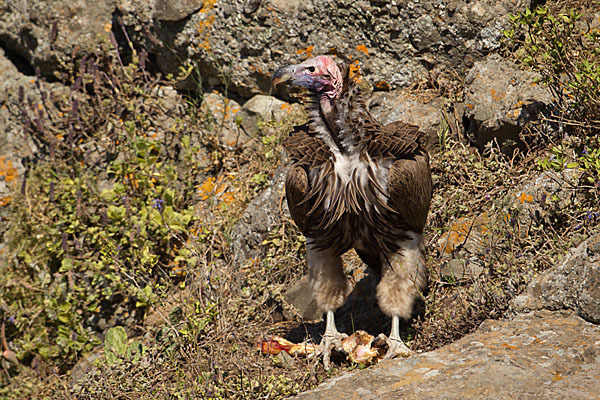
[438,213,490,255]
[517,192,534,204]
[197,175,235,205]
[0,156,18,184]
[490,89,505,101]
[355,44,369,56]
[202,0,217,10]
[375,81,390,90]
[552,372,565,382]
[349,59,362,82]
[249,64,265,75]
[0,195,12,207]
[104,22,112,32]
[296,46,314,59]
[195,1,217,51]
[280,103,292,113]
[506,108,521,119]
[220,191,234,205]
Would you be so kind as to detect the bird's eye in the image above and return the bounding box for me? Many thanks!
[307,66,316,73]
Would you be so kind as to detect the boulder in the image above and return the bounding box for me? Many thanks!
[294,232,600,399]
[230,166,287,267]
[462,54,553,153]
[511,234,600,324]
[200,91,251,149]
[369,91,443,148]
[153,0,204,21]
[235,94,294,136]
[297,223,600,399]
[295,310,600,399]
[0,0,115,77]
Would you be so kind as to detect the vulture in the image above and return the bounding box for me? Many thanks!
[272,55,432,368]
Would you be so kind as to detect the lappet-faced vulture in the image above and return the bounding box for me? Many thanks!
[272,55,432,368]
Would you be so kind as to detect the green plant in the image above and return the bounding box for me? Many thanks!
[1,29,206,370]
[504,6,600,127]
[104,326,144,365]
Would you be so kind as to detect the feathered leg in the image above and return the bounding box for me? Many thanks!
[306,239,348,369]
[375,232,427,359]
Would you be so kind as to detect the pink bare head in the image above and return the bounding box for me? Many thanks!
[272,55,343,99]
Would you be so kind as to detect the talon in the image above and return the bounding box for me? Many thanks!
[377,315,414,360]
[384,336,413,359]
[318,331,348,369]
[373,333,413,359]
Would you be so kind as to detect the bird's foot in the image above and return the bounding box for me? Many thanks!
[374,333,413,360]
[317,331,348,369]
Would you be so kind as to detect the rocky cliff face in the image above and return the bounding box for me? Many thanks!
[1,0,529,97]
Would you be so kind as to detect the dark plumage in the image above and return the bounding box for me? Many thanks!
[273,55,432,368]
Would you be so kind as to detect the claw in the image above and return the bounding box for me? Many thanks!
[375,333,413,359]
[318,331,348,369]
[377,315,414,359]
[317,310,347,369]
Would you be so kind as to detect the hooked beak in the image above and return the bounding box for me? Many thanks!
[272,65,296,90]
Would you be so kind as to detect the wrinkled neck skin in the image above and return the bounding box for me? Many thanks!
[319,94,337,137]
[307,84,365,158]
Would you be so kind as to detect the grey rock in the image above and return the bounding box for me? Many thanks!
[440,258,484,283]
[370,91,443,148]
[296,310,600,399]
[0,0,115,77]
[200,92,252,149]
[463,54,553,152]
[153,0,203,21]
[283,275,322,321]
[68,351,102,385]
[230,166,287,267]
[235,94,291,136]
[511,234,600,324]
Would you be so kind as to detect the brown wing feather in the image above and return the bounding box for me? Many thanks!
[387,150,432,232]
[364,120,422,159]
[285,165,311,234]
[282,124,333,165]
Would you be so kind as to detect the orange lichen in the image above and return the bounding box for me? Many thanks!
[0,156,18,184]
[375,81,390,90]
[296,46,314,59]
[490,89,505,101]
[196,1,217,51]
[0,196,12,207]
[552,372,565,382]
[169,263,187,277]
[220,192,234,205]
[439,213,490,255]
[349,59,362,82]
[517,192,533,204]
[203,95,239,121]
[197,175,235,205]
[205,0,217,8]
[280,103,292,113]
[355,44,369,56]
